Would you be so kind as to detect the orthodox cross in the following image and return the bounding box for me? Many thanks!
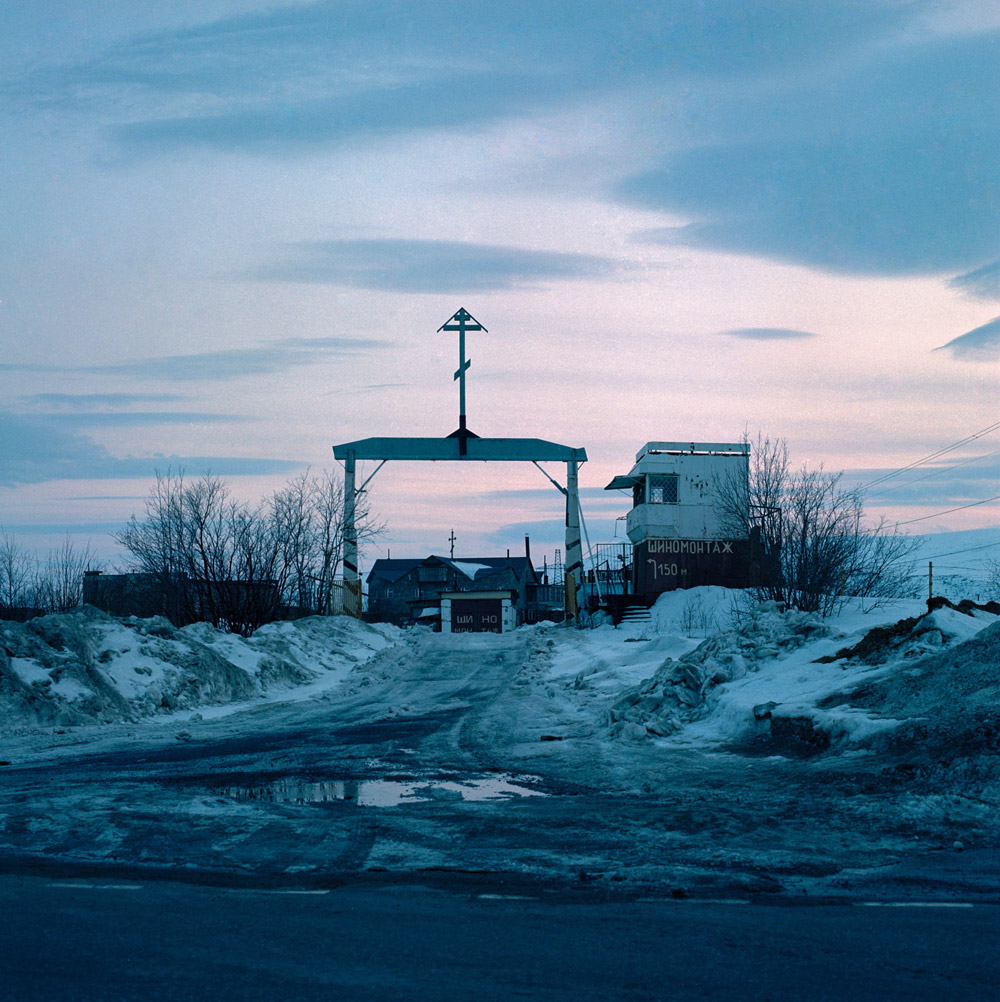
[438,307,487,455]
[449,529,456,559]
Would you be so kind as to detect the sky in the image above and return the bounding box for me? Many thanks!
[2,0,1000,570]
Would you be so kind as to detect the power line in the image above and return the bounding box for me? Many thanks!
[915,539,1000,560]
[858,418,1000,493]
[896,492,1000,526]
[867,447,1000,499]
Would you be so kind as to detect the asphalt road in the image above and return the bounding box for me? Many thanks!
[3,874,998,1002]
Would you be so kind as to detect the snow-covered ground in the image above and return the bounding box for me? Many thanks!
[3,577,999,775]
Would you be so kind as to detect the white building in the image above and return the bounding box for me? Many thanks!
[605,441,751,597]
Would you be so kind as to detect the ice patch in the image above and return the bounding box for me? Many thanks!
[219,773,547,808]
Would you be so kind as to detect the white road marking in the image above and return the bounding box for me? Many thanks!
[681,898,750,905]
[47,883,144,890]
[230,888,331,895]
[636,897,749,905]
[857,901,974,908]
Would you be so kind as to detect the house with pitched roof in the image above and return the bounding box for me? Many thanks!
[366,554,543,629]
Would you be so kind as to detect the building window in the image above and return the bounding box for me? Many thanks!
[648,474,678,504]
[417,566,447,583]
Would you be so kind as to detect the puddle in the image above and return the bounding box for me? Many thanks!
[219,774,547,808]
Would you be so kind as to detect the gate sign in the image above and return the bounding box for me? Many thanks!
[634,538,749,594]
[450,597,503,633]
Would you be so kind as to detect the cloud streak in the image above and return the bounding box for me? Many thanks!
[250,238,621,293]
[719,327,817,341]
[39,412,253,429]
[949,261,1000,300]
[623,30,1000,277]
[23,393,188,409]
[1,337,386,382]
[0,412,301,486]
[92,335,387,381]
[934,317,1000,361]
[13,2,914,155]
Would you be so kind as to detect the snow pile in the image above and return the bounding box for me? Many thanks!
[0,606,397,730]
[646,585,735,637]
[607,602,830,739]
[661,598,1000,760]
[818,612,1000,777]
[816,599,1000,666]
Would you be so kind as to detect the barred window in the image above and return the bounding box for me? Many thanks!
[648,474,678,504]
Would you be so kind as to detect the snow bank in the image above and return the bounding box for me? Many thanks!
[607,603,830,739]
[599,591,1000,764]
[647,586,735,637]
[0,607,397,731]
[818,614,1000,778]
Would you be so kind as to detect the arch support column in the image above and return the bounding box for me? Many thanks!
[343,450,361,619]
[565,458,582,620]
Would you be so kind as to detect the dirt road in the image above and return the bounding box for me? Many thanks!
[0,629,997,902]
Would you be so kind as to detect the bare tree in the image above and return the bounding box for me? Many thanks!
[268,468,382,616]
[116,471,194,625]
[0,527,34,612]
[36,536,102,612]
[115,469,381,634]
[0,529,103,617]
[714,432,917,615]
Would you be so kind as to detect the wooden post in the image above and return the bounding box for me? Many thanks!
[928,560,933,603]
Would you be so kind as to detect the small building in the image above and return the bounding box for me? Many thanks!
[605,441,751,601]
[83,571,171,620]
[82,571,283,627]
[366,554,538,628]
[440,591,517,634]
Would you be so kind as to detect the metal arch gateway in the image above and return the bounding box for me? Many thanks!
[333,308,587,622]
[331,435,588,621]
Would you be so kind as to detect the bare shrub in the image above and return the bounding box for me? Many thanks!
[677,593,718,636]
[37,536,103,612]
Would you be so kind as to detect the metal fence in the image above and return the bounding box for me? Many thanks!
[590,542,634,597]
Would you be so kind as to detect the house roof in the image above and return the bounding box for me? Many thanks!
[367,554,536,585]
[366,558,424,584]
